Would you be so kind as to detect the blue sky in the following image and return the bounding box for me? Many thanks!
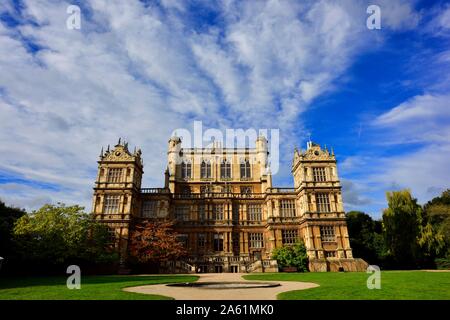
[1,0,450,218]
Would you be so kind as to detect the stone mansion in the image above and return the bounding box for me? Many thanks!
[91,136,368,273]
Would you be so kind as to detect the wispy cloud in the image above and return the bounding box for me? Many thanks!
[0,0,430,211]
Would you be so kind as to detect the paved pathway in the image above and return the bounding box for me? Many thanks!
[124,273,318,300]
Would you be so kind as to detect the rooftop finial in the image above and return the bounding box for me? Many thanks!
[307,133,313,150]
[118,137,121,145]
[99,146,104,158]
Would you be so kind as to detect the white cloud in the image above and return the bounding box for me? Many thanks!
[373,94,450,144]
[344,93,450,215]
[369,143,450,204]
[0,0,421,210]
[378,0,421,31]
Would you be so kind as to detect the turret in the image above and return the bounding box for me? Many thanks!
[256,135,268,174]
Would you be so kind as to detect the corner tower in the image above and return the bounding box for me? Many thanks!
[92,139,143,258]
[292,142,367,271]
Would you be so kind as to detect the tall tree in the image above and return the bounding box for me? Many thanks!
[0,201,26,265]
[422,190,450,260]
[346,211,384,265]
[382,190,422,268]
[129,220,186,265]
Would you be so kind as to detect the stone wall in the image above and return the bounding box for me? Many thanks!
[309,258,369,272]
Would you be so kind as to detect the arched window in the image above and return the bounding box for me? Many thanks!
[201,160,211,178]
[240,159,251,178]
[181,161,191,179]
[220,159,231,179]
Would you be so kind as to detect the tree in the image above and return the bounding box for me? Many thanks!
[128,220,186,265]
[13,203,118,270]
[0,201,26,270]
[422,190,450,263]
[272,242,308,272]
[382,190,422,269]
[346,211,385,265]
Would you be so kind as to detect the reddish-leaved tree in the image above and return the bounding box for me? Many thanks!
[129,220,186,264]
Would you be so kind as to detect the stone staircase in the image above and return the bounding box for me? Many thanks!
[160,260,196,274]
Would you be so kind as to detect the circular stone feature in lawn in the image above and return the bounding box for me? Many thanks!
[166,281,280,289]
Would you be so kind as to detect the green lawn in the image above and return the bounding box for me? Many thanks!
[244,271,450,300]
[0,275,198,300]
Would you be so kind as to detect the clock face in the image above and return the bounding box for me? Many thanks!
[115,151,121,156]
[314,151,320,156]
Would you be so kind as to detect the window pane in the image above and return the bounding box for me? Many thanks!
[175,205,190,221]
[247,204,262,221]
[320,226,335,242]
[280,200,296,217]
[249,233,264,248]
[103,195,120,214]
[282,230,299,244]
[142,201,157,218]
[316,193,331,212]
[107,168,122,182]
[313,167,327,182]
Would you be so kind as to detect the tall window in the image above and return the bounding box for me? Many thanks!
[320,226,335,242]
[214,233,224,251]
[316,193,331,212]
[247,204,262,221]
[240,159,251,178]
[201,160,211,178]
[107,168,122,182]
[280,200,296,217]
[213,204,224,220]
[249,233,264,248]
[220,159,231,179]
[107,228,116,243]
[197,233,206,249]
[313,167,327,182]
[175,205,190,221]
[181,161,191,179]
[142,201,157,218]
[177,234,189,248]
[198,204,206,221]
[103,195,120,214]
[282,230,299,244]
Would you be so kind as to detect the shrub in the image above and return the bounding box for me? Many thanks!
[272,241,309,272]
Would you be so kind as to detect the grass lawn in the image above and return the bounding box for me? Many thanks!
[0,275,198,300]
[244,271,450,300]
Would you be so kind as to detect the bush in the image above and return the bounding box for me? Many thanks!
[435,258,450,270]
[272,242,309,272]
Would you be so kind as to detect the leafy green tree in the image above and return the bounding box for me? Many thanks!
[272,241,308,272]
[346,211,385,264]
[13,203,118,269]
[382,190,422,268]
[422,190,450,262]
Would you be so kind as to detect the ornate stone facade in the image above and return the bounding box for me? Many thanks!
[91,137,368,272]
